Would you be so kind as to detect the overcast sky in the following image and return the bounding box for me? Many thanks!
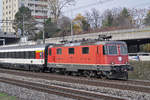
[0,0,150,20]
[63,0,150,17]
[0,0,2,20]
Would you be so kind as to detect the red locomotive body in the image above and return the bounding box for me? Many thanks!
[47,41,132,79]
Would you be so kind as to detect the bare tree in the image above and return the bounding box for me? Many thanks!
[85,11,92,26]
[47,0,75,24]
[91,8,101,29]
[58,16,71,36]
[129,8,148,28]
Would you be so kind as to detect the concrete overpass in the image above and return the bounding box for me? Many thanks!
[0,27,149,53]
[46,27,150,53]
[46,27,150,43]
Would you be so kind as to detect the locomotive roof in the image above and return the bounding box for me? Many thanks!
[49,41,126,47]
[0,41,126,50]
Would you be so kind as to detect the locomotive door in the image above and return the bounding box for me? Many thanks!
[48,48,56,63]
[96,45,102,64]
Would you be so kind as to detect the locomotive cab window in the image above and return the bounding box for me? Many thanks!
[69,48,74,54]
[103,46,108,55]
[107,45,118,55]
[57,48,62,55]
[120,45,128,55]
[82,47,89,54]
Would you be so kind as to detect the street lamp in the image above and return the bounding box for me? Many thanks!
[70,3,75,41]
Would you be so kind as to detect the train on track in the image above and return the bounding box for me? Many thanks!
[0,37,133,80]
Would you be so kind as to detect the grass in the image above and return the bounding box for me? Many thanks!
[0,93,16,100]
[128,61,150,80]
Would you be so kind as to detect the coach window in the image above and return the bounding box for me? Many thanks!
[20,52,25,58]
[29,51,35,59]
[8,52,10,58]
[32,51,36,58]
[4,52,7,58]
[57,48,62,55]
[12,52,15,58]
[16,52,20,58]
[0,52,3,58]
[69,48,74,54]
[25,52,29,59]
[82,47,89,54]
[49,49,51,56]
[28,51,32,59]
[14,52,16,58]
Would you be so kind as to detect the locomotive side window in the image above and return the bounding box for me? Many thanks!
[120,45,128,55]
[107,45,118,55]
[57,48,62,55]
[82,47,89,54]
[69,48,74,54]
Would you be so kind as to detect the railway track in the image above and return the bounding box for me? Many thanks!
[0,68,150,93]
[0,77,125,100]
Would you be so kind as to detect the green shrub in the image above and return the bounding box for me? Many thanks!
[129,61,150,80]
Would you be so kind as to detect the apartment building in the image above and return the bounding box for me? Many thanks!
[2,0,49,33]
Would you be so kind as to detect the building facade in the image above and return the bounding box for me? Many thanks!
[2,0,49,33]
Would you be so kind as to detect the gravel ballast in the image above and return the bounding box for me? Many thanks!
[0,73,150,100]
[0,82,74,100]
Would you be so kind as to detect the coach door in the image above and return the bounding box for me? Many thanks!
[48,48,56,63]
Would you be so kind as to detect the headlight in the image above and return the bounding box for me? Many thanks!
[111,62,115,65]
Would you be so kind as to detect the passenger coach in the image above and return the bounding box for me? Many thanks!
[0,44,51,71]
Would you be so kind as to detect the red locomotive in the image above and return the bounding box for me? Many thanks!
[47,40,132,79]
[0,37,133,80]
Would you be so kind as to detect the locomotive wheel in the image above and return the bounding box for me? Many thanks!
[64,71,71,76]
[83,71,89,77]
[101,75,108,80]
[83,71,95,78]
[71,72,78,76]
